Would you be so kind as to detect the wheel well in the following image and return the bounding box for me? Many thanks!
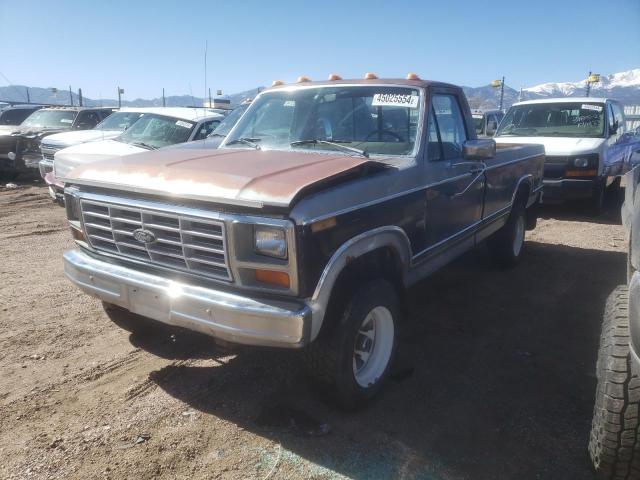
[317,247,405,339]
[515,181,531,206]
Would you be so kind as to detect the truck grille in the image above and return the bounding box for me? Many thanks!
[40,145,61,161]
[80,199,231,281]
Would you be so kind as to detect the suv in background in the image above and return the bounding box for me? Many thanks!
[4,106,115,172]
[0,105,45,126]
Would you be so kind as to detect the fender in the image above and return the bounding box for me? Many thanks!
[307,226,412,341]
[511,174,536,207]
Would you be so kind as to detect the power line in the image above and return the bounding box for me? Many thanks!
[0,71,29,101]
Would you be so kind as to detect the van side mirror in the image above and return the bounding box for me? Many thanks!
[485,120,498,136]
[610,120,619,136]
[463,139,496,160]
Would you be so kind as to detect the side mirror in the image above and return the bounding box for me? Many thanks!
[610,120,619,136]
[463,139,496,160]
[635,126,640,137]
[486,120,498,136]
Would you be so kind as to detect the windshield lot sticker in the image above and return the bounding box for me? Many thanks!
[372,94,419,108]
[175,120,192,128]
[60,119,73,123]
[582,104,603,112]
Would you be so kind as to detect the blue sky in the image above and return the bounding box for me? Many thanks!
[0,0,638,100]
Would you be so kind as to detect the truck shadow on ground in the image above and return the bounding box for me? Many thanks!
[539,185,624,226]
[143,242,625,480]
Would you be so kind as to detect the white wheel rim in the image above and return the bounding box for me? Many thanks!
[352,306,395,388]
[513,214,525,257]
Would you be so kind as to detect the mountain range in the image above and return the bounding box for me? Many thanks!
[1,69,638,111]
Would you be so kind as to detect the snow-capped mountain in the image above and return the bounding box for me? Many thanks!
[523,69,640,103]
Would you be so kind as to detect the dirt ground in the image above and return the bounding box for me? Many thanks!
[0,181,629,480]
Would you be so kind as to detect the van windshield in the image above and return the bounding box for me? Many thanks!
[223,85,422,156]
[497,102,605,138]
[22,110,76,129]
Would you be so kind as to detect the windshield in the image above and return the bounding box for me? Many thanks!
[117,114,195,149]
[21,110,76,129]
[209,104,249,137]
[496,102,605,137]
[473,116,484,134]
[223,85,421,156]
[96,111,144,131]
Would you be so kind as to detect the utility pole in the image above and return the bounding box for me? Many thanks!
[499,76,505,112]
[69,85,73,106]
[209,88,212,108]
[25,87,30,103]
[162,88,166,107]
[117,87,124,108]
[78,88,83,106]
[586,71,592,97]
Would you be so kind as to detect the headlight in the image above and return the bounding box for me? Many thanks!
[254,226,287,259]
[573,157,590,168]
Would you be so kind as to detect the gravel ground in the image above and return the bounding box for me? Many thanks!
[0,182,628,480]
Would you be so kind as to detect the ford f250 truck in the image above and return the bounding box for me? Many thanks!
[496,98,640,212]
[61,75,544,408]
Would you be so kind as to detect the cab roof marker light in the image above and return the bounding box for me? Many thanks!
[297,76,311,83]
[406,73,420,80]
[328,74,342,81]
[271,80,285,87]
[364,72,378,80]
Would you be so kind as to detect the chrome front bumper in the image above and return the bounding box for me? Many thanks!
[63,249,312,348]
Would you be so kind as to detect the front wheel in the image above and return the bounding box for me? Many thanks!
[589,286,640,479]
[304,279,400,410]
[488,200,526,267]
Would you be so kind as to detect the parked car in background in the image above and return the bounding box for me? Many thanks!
[163,100,251,152]
[3,106,116,173]
[0,105,45,175]
[495,98,640,212]
[0,104,45,125]
[61,75,544,408]
[40,108,149,201]
[472,109,504,137]
[589,165,640,479]
[53,108,224,195]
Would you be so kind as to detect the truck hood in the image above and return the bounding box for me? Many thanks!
[43,130,122,149]
[63,146,383,208]
[0,125,20,137]
[55,139,147,178]
[495,136,605,155]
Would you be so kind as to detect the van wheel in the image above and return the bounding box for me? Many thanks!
[102,301,165,335]
[488,199,526,267]
[589,285,640,479]
[304,279,400,410]
[593,179,606,214]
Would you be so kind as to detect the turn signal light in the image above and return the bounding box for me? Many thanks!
[406,73,420,80]
[566,169,597,177]
[328,73,342,81]
[297,76,311,83]
[271,80,285,87]
[255,269,290,289]
[70,224,86,243]
[364,72,378,79]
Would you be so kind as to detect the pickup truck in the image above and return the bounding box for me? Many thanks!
[495,98,640,211]
[61,75,544,408]
[590,165,640,479]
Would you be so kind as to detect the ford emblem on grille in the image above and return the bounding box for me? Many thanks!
[132,228,156,244]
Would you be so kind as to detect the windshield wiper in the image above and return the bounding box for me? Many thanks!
[132,142,158,150]
[291,139,368,158]
[207,132,226,138]
[225,137,261,149]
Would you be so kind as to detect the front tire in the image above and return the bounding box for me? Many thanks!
[304,279,400,410]
[589,285,640,479]
[488,199,526,267]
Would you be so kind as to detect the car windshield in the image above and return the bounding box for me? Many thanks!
[96,111,144,131]
[473,116,484,134]
[116,114,195,149]
[223,85,422,156]
[21,110,76,128]
[496,102,605,137]
[209,104,249,137]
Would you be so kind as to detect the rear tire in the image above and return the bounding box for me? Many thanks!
[488,199,526,267]
[593,178,606,214]
[589,285,640,479]
[304,279,400,410]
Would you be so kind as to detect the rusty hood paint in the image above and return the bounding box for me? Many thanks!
[62,146,381,208]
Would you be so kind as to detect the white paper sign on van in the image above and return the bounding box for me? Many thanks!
[372,93,419,108]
